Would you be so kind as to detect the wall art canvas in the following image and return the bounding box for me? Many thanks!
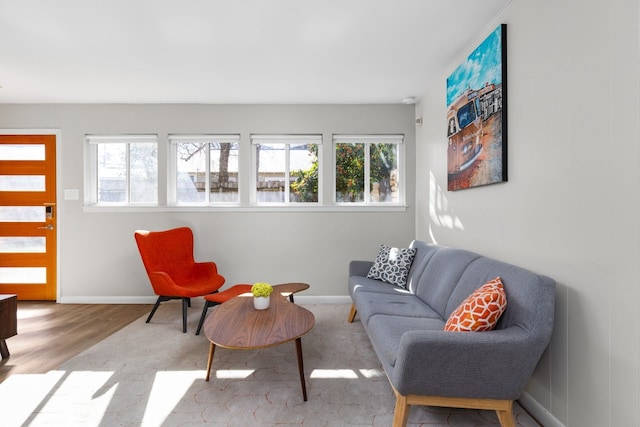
[446,24,507,191]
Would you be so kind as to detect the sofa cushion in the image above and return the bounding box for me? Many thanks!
[366,244,417,288]
[444,277,507,332]
[354,290,441,328]
[367,314,446,367]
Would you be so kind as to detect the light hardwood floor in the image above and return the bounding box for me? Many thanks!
[0,301,151,384]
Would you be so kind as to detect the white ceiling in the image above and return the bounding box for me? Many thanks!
[0,0,511,104]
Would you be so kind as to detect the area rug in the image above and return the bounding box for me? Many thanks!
[1,301,540,426]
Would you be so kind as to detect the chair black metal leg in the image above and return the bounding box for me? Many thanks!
[181,298,189,333]
[146,296,164,323]
[196,300,216,336]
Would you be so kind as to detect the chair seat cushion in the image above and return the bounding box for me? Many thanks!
[204,284,252,303]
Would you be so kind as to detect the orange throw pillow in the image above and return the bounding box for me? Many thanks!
[444,277,507,332]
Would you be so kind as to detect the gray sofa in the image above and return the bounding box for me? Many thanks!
[347,240,555,427]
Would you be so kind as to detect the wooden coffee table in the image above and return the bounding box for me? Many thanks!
[203,282,314,401]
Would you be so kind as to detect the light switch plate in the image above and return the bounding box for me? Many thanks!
[64,189,79,200]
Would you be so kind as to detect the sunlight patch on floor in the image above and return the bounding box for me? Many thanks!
[310,369,358,379]
[358,368,385,378]
[142,371,202,425]
[0,370,79,426]
[215,369,254,379]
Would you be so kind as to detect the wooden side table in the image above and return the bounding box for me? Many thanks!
[0,294,17,359]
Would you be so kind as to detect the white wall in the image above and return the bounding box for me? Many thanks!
[0,104,416,301]
[415,0,640,426]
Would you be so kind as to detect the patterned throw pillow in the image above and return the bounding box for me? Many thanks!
[366,244,417,288]
[444,277,507,332]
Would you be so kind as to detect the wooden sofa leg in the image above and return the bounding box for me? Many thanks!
[392,392,410,427]
[347,303,357,323]
[496,400,515,427]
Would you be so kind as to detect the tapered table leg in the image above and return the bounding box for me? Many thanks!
[295,337,307,401]
[0,339,9,359]
[205,342,216,381]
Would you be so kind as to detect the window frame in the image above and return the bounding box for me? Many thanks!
[84,134,159,206]
[333,134,405,206]
[250,134,322,205]
[168,134,241,206]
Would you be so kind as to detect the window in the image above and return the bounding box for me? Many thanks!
[333,135,403,204]
[251,135,321,204]
[85,134,158,205]
[169,135,240,205]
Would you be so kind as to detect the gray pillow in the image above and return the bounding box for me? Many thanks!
[366,244,417,288]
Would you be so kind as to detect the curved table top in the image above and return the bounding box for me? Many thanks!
[203,284,314,350]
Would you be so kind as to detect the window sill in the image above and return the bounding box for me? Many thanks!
[82,204,408,213]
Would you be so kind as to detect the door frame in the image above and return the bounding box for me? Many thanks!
[0,129,62,301]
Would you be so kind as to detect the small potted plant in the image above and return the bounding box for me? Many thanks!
[251,282,273,310]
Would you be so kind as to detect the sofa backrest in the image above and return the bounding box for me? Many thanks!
[409,241,555,337]
[448,257,556,335]
[412,246,481,316]
[404,240,439,294]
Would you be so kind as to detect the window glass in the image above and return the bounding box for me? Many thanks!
[172,135,240,205]
[252,135,321,204]
[256,143,286,203]
[335,143,365,202]
[176,142,207,203]
[88,135,158,205]
[289,143,318,203]
[97,143,127,203]
[130,142,158,203]
[369,143,399,203]
[334,135,403,204]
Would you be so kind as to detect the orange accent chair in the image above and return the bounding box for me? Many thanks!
[134,227,246,333]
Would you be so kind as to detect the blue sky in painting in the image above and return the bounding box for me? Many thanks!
[446,25,503,107]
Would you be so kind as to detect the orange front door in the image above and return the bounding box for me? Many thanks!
[0,135,57,300]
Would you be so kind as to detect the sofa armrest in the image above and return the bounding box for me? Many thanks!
[349,260,374,277]
[391,327,547,400]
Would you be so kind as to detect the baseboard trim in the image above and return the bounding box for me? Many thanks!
[57,295,352,305]
[518,392,565,427]
[293,295,351,304]
[58,296,159,304]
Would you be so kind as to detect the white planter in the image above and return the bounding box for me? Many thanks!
[253,296,270,310]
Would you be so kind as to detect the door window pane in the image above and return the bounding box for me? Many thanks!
[0,175,46,191]
[0,237,46,253]
[0,144,45,160]
[0,267,46,284]
[0,206,46,222]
